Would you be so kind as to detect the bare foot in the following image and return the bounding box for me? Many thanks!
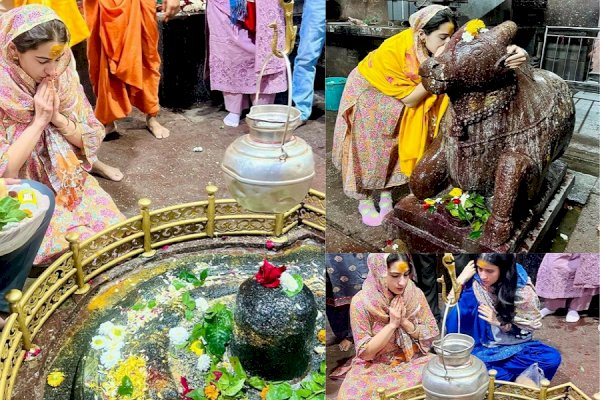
[339,338,353,352]
[105,121,117,135]
[92,160,124,182]
[146,115,170,139]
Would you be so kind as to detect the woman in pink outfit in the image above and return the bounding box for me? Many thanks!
[206,0,287,127]
[535,253,600,323]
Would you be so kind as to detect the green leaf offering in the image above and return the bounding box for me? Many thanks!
[283,274,304,297]
[204,303,233,357]
[247,376,266,390]
[0,197,28,231]
[117,375,134,396]
[267,382,293,400]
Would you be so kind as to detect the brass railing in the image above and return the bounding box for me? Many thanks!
[0,185,325,400]
[377,369,593,400]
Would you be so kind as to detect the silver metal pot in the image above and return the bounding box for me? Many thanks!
[221,50,315,213]
[422,333,489,400]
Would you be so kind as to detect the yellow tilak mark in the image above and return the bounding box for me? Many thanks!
[49,44,66,60]
[389,261,409,274]
[477,259,494,269]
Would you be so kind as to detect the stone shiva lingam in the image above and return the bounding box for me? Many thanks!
[231,259,317,380]
[385,20,575,252]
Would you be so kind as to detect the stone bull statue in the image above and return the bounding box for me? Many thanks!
[411,20,575,246]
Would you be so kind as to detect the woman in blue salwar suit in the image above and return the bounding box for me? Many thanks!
[445,253,561,382]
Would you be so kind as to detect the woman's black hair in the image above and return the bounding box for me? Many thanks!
[477,253,518,324]
[12,19,69,53]
[421,8,457,35]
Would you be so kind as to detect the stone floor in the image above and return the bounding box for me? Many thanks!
[325,301,600,398]
[93,94,326,217]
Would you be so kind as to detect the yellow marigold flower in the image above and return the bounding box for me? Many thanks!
[449,187,463,198]
[260,385,270,400]
[317,329,326,344]
[190,340,204,356]
[424,198,436,205]
[205,384,219,400]
[47,371,65,387]
[465,19,486,37]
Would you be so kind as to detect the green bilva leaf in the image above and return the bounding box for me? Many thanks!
[469,230,483,239]
[463,199,474,209]
[147,299,157,309]
[319,361,326,374]
[222,376,245,396]
[204,305,233,357]
[312,372,325,385]
[182,291,196,310]
[472,221,482,232]
[117,375,134,396]
[297,388,312,398]
[131,302,145,311]
[172,279,186,290]
[185,388,206,400]
[185,309,194,321]
[229,356,247,379]
[179,270,201,286]
[283,274,304,297]
[247,376,265,390]
[267,382,293,400]
[290,392,302,400]
[449,208,460,218]
[0,196,27,230]
[199,268,209,282]
[190,323,205,341]
[216,371,231,389]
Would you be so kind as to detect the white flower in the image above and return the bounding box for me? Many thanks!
[91,335,109,350]
[169,327,190,346]
[435,197,443,204]
[108,325,126,342]
[106,338,125,351]
[98,321,115,336]
[197,354,211,372]
[480,28,489,33]
[100,349,122,369]
[462,31,474,42]
[195,297,209,316]
[391,243,399,250]
[280,272,299,292]
[459,192,470,206]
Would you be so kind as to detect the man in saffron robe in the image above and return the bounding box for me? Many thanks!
[83,0,180,139]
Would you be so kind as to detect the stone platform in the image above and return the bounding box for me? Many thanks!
[383,160,575,253]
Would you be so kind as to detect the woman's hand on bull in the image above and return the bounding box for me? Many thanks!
[504,45,528,69]
[478,304,501,326]
[32,78,54,129]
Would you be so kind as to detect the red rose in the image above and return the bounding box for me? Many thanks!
[255,259,286,288]
[423,203,430,210]
[265,239,274,250]
[180,376,192,398]
[452,198,461,205]
[386,240,393,246]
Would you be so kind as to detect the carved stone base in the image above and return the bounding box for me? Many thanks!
[383,160,574,252]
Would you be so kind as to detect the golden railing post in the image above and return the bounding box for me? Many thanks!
[66,232,90,294]
[539,379,550,400]
[487,369,497,400]
[376,387,386,400]
[206,183,218,237]
[274,213,284,236]
[6,290,34,350]
[138,198,156,258]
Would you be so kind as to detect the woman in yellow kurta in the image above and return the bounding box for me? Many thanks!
[331,6,527,227]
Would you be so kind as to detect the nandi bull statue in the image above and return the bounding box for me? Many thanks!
[410,20,575,246]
